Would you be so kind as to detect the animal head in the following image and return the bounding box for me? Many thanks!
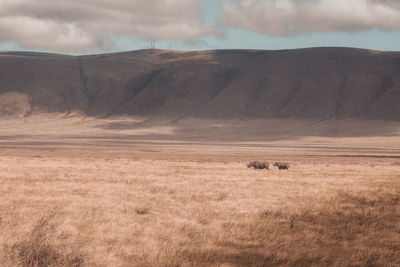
[247,161,256,168]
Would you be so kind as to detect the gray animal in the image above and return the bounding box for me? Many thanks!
[273,162,289,170]
[247,161,269,170]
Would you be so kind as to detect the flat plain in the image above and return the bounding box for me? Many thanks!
[0,115,399,266]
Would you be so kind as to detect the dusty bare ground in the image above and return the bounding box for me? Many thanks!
[1,114,400,154]
[0,115,399,266]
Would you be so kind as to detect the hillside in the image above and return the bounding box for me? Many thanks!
[0,47,399,120]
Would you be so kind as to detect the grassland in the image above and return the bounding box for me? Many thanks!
[0,149,399,266]
[0,115,399,266]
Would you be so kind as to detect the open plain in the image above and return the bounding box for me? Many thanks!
[0,115,399,266]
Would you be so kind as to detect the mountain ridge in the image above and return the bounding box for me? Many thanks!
[0,47,399,120]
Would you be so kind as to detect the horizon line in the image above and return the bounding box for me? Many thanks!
[0,46,396,57]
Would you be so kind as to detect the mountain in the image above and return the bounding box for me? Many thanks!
[0,47,399,120]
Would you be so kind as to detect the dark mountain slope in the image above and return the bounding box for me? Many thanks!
[0,47,399,120]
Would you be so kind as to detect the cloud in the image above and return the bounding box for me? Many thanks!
[0,0,220,52]
[218,0,400,36]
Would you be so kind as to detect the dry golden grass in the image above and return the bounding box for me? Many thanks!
[0,148,399,266]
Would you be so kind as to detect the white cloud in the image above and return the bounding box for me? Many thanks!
[218,0,400,36]
[0,0,219,52]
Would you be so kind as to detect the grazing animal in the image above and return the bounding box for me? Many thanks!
[247,161,269,170]
[273,162,289,170]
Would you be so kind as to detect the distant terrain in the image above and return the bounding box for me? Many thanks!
[1,48,399,266]
[0,47,399,120]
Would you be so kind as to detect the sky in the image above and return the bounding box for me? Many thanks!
[0,0,399,54]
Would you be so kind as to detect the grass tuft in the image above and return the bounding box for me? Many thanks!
[2,211,84,267]
[135,207,150,215]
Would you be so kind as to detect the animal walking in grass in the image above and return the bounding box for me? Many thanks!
[273,162,289,170]
[247,161,269,170]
